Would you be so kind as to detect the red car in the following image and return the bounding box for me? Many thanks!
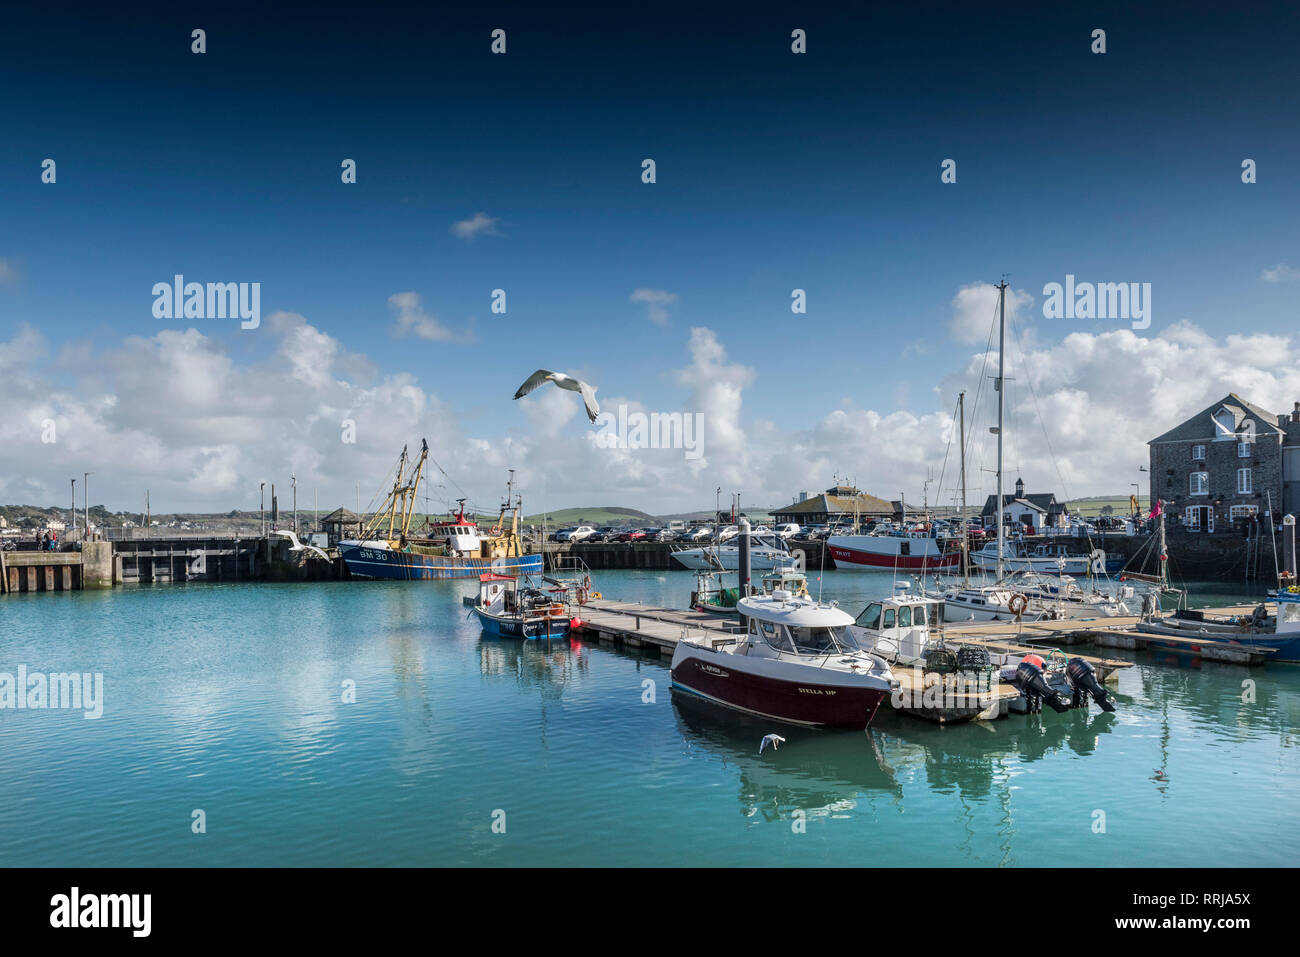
[615,529,649,542]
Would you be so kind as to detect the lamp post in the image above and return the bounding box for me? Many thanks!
[84,471,93,539]
[70,478,76,538]
[260,482,266,538]
[292,473,298,536]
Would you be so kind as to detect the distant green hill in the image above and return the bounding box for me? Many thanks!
[521,506,656,526]
[1063,495,1148,517]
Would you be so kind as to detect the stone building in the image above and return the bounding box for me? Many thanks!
[1147,393,1300,532]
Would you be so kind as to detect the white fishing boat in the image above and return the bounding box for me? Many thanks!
[826,529,960,572]
[971,540,1106,576]
[671,533,797,572]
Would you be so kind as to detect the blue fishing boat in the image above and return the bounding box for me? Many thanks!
[472,573,572,639]
[339,442,540,581]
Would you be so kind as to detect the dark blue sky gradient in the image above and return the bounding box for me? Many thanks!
[2,1,1298,429]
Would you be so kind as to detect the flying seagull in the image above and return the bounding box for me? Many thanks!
[273,529,331,562]
[759,733,786,755]
[513,370,600,423]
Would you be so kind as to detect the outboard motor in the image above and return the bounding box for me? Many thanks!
[1065,657,1116,712]
[1012,658,1071,713]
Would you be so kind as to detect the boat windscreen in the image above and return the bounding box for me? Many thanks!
[854,603,882,630]
[789,625,860,655]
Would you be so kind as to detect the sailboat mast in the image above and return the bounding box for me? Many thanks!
[995,280,1007,581]
[959,390,968,585]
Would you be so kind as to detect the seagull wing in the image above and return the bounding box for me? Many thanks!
[577,379,600,422]
[513,370,554,400]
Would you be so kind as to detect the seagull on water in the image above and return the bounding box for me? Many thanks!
[759,734,786,755]
[513,370,600,423]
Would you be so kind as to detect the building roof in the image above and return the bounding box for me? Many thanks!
[1148,392,1286,445]
[776,485,894,517]
[980,493,1060,516]
[321,507,361,524]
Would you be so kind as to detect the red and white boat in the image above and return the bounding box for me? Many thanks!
[827,531,960,572]
[670,589,897,729]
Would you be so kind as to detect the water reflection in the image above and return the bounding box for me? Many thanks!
[477,634,590,699]
[672,693,902,823]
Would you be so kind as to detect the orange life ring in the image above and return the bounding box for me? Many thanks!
[1007,593,1029,618]
[548,603,565,617]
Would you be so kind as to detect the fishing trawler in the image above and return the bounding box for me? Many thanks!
[338,441,542,580]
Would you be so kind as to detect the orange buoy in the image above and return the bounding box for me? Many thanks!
[1022,654,1046,669]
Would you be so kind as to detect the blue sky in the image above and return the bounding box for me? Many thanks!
[3,3,1300,513]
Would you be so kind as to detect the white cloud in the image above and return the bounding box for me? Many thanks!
[1262,263,1300,283]
[388,292,473,343]
[630,287,678,326]
[0,259,18,285]
[6,287,1300,516]
[948,281,1034,344]
[450,212,501,240]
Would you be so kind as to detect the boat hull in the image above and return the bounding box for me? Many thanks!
[472,606,571,639]
[671,549,795,571]
[1137,622,1300,663]
[670,651,889,730]
[971,554,1096,575]
[827,536,960,572]
[339,541,542,580]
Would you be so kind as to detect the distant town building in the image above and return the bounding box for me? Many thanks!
[1148,393,1300,532]
[979,478,1067,532]
[773,484,894,527]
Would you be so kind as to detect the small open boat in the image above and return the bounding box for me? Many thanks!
[472,573,571,639]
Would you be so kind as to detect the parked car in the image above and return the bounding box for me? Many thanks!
[681,526,713,542]
[716,525,739,543]
[555,525,597,543]
[592,526,622,542]
[775,523,801,540]
[615,528,649,542]
[550,526,577,543]
[642,527,674,542]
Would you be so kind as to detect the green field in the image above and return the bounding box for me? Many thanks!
[1063,495,1149,517]
[520,506,656,526]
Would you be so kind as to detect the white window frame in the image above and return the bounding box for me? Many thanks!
[1192,444,1206,461]
[1185,508,1201,531]
[1237,468,1253,494]
[1190,471,1209,496]
[1238,441,1252,458]
[1230,505,1258,520]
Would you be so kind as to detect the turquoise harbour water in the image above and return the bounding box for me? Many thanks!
[1,571,1297,867]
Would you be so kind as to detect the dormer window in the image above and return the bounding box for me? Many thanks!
[1213,407,1237,439]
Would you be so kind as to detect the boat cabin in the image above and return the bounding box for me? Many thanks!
[735,594,862,658]
[850,595,945,663]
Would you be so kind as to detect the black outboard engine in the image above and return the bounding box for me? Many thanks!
[1012,659,1071,713]
[1065,657,1116,712]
